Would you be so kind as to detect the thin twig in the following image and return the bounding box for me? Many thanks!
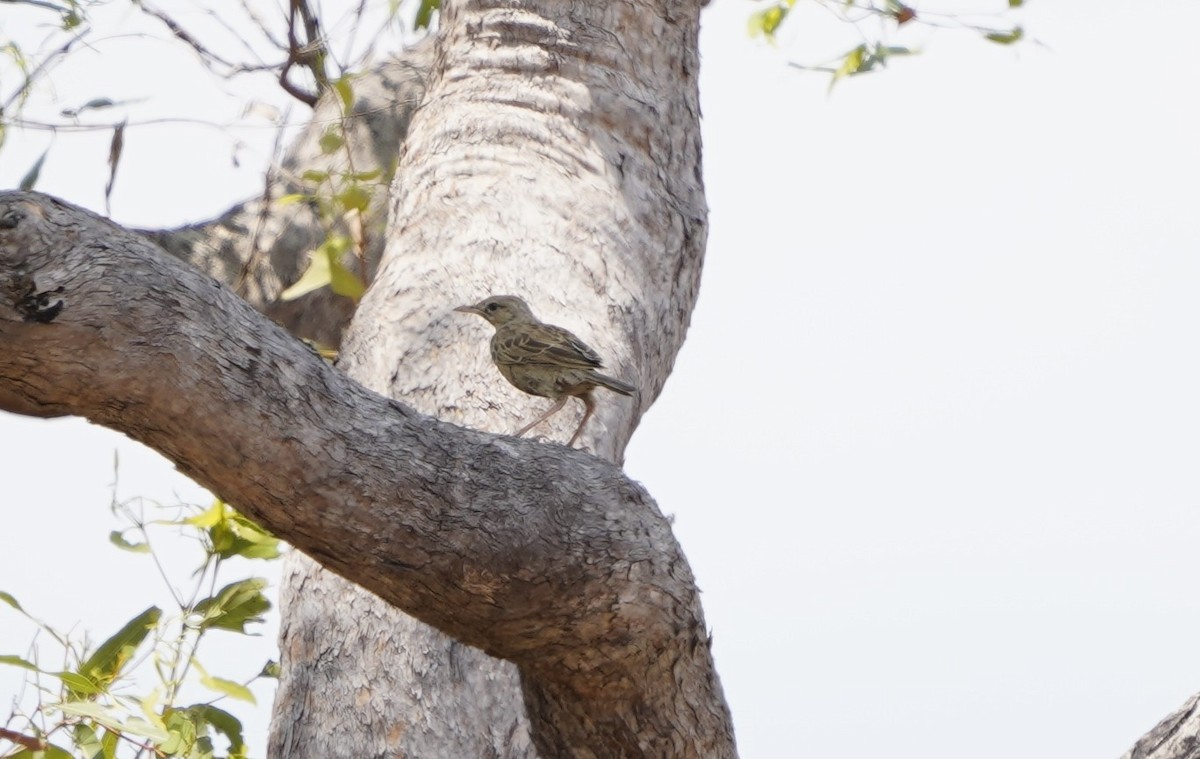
[1,26,91,113]
[131,1,237,67]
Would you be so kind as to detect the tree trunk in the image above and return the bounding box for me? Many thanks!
[271,0,712,754]
[0,0,731,756]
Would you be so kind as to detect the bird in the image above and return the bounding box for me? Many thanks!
[454,295,636,447]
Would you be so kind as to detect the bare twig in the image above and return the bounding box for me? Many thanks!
[279,0,331,106]
[131,1,236,68]
[0,726,46,751]
[1,27,91,113]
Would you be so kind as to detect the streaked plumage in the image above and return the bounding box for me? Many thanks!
[455,295,635,447]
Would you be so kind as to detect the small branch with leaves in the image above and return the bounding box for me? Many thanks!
[748,0,1027,89]
[0,496,280,759]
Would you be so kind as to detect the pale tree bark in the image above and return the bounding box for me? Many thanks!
[140,35,537,758]
[270,0,710,754]
[0,185,728,756]
[5,0,1187,753]
[1121,694,1200,759]
[0,0,727,756]
[71,1,1199,754]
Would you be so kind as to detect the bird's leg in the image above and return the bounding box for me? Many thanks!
[514,396,568,438]
[567,393,597,448]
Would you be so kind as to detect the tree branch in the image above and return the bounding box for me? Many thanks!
[0,190,734,756]
[1121,693,1200,759]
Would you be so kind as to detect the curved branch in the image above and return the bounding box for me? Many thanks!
[0,190,734,757]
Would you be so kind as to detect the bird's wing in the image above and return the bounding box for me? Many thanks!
[494,322,604,369]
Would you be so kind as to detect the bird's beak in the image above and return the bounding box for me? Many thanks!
[454,304,482,316]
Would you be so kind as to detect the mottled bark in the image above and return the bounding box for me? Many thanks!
[271,0,712,755]
[67,0,1200,752]
[130,35,520,758]
[1122,694,1200,759]
[0,191,734,756]
[1,0,726,754]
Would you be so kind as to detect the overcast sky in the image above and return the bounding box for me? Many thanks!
[3,1,1200,757]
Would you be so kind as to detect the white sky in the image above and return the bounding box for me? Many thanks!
[4,1,1200,757]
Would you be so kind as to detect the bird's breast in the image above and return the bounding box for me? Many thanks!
[496,362,559,398]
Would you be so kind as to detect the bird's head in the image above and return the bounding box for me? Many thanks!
[454,295,535,327]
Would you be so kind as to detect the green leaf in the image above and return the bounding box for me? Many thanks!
[120,716,169,742]
[199,671,256,704]
[276,192,310,206]
[414,0,440,30]
[193,579,270,634]
[748,4,787,40]
[328,256,366,301]
[830,44,867,91]
[139,688,168,732]
[318,128,344,155]
[108,530,150,553]
[6,744,74,759]
[99,729,119,759]
[195,736,217,759]
[182,704,246,757]
[350,169,382,181]
[336,184,372,214]
[0,655,106,692]
[259,659,280,679]
[1008,0,1023,6]
[185,500,226,528]
[192,500,280,560]
[0,653,38,671]
[280,235,363,302]
[161,708,199,755]
[0,590,22,610]
[75,606,161,695]
[320,232,350,258]
[54,702,171,742]
[301,169,329,184]
[985,26,1023,44]
[72,723,106,759]
[280,253,333,301]
[57,669,103,695]
[215,512,281,561]
[19,148,48,191]
[334,76,355,115]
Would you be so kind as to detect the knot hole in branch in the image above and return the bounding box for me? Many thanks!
[0,207,24,230]
[7,274,66,323]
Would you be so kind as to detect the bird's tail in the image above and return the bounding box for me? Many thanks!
[592,372,636,396]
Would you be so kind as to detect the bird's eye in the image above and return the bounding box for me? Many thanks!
[486,303,498,312]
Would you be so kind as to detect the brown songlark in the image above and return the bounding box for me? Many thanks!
[455,295,636,447]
